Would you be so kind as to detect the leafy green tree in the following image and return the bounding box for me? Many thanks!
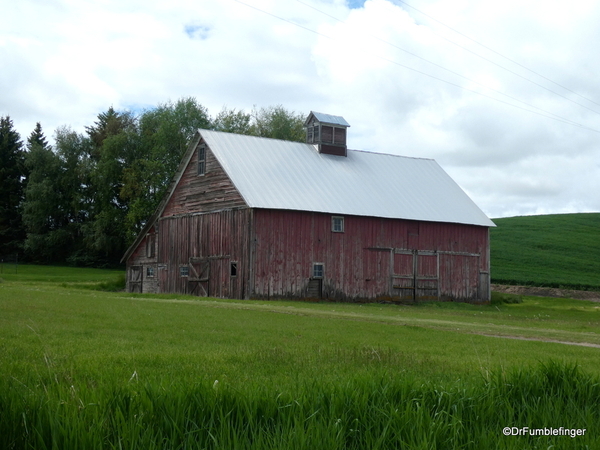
[49,127,93,265]
[18,100,308,265]
[213,107,252,134]
[249,105,305,142]
[121,98,211,239]
[84,108,138,265]
[0,116,26,256]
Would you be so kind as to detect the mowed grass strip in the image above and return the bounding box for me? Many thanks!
[3,283,600,385]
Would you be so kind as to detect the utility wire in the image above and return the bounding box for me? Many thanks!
[296,0,589,127]
[396,0,600,114]
[232,0,600,133]
[395,0,600,109]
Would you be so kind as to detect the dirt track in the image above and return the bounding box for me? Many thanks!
[492,284,600,302]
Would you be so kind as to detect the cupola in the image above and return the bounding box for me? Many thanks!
[304,111,350,157]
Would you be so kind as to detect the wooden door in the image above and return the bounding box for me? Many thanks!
[391,250,439,301]
[392,251,415,300]
[210,259,230,299]
[129,266,142,293]
[415,252,439,300]
[189,258,210,297]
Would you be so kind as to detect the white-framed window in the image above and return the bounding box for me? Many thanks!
[197,145,206,176]
[180,266,189,277]
[146,266,155,278]
[312,263,324,279]
[332,216,344,233]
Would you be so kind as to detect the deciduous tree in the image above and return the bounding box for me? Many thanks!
[213,107,252,134]
[249,105,305,142]
[121,98,211,239]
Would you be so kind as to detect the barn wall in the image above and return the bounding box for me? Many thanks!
[156,208,252,297]
[126,229,159,294]
[126,138,251,295]
[162,140,247,217]
[251,209,490,302]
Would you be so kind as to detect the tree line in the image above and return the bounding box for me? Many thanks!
[0,98,306,267]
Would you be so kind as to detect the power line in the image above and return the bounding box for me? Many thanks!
[393,0,600,112]
[231,0,600,133]
[295,0,592,127]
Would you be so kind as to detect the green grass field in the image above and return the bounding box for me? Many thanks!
[490,212,600,290]
[1,265,600,449]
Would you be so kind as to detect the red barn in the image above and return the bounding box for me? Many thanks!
[122,112,495,302]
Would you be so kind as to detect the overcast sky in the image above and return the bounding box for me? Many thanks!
[2,0,599,219]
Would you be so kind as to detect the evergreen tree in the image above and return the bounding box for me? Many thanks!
[22,123,68,263]
[27,122,49,149]
[0,116,26,256]
[84,108,137,266]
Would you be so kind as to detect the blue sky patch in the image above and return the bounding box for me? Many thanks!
[185,24,210,40]
[347,0,366,9]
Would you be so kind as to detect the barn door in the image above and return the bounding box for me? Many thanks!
[129,265,143,293]
[415,252,439,300]
[209,259,230,299]
[392,251,415,300]
[391,250,439,301]
[189,258,210,297]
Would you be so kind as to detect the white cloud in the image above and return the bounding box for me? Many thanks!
[1,0,599,218]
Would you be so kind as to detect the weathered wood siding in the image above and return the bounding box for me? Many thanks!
[156,209,252,297]
[126,139,250,295]
[162,140,247,217]
[251,209,490,302]
[125,227,159,294]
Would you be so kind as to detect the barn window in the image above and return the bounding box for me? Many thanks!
[312,263,324,279]
[146,266,155,277]
[197,145,206,176]
[230,262,238,277]
[180,266,189,277]
[146,234,155,258]
[332,216,344,233]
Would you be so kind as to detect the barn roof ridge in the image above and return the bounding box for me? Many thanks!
[199,128,435,161]
[346,147,435,161]
[199,129,495,228]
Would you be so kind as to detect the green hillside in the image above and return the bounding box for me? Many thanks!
[490,213,600,290]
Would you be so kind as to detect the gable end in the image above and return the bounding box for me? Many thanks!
[162,140,248,217]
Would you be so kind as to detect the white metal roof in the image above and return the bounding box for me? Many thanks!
[305,111,350,127]
[200,129,495,227]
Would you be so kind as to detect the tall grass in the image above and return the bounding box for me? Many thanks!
[1,362,597,449]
